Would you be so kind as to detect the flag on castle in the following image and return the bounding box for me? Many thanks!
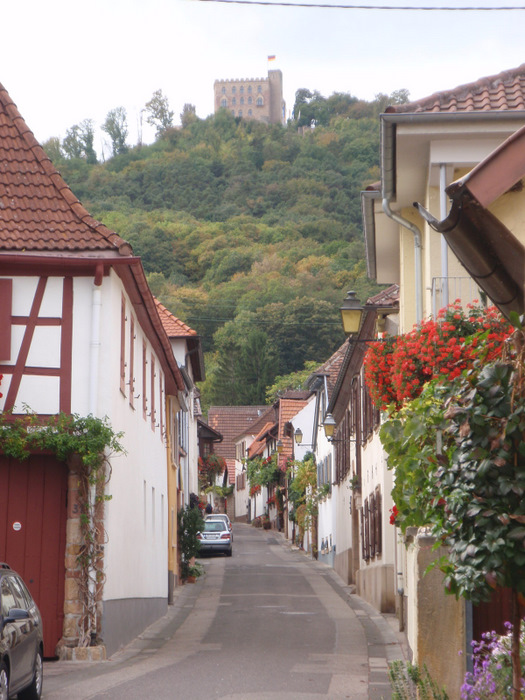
[268,55,276,61]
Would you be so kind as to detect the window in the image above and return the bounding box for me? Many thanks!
[240,85,244,93]
[248,85,252,94]
[240,97,244,105]
[238,110,243,117]
[142,342,147,420]
[159,371,164,438]
[257,85,262,93]
[220,99,227,108]
[221,86,226,94]
[129,316,135,408]
[120,295,126,394]
[232,86,236,94]
[1,578,17,616]
[232,97,236,106]
[256,97,263,106]
[361,487,382,562]
[248,96,252,104]
[248,109,252,116]
[151,355,156,430]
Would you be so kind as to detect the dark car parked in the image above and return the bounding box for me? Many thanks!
[0,563,43,700]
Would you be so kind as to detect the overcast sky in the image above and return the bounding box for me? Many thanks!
[2,0,525,156]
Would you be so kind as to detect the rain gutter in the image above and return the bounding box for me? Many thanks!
[381,116,423,324]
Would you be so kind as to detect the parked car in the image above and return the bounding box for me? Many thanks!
[0,563,43,700]
[205,514,233,540]
[198,520,233,557]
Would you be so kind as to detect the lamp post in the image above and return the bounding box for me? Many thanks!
[340,290,364,336]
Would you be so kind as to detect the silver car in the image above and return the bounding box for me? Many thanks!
[205,514,233,540]
[198,520,232,557]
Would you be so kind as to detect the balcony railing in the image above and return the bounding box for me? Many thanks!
[431,277,483,317]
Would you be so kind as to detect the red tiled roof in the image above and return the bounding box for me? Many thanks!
[387,64,525,115]
[310,343,347,398]
[154,299,197,337]
[207,406,268,460]
[0,83,130,254]
[226,459,236,485]
[367,284,399,307]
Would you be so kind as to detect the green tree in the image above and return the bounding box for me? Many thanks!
[180,103,197,128]
[145,89,174,137]
[102,107,128,156]
[62,120,97,163]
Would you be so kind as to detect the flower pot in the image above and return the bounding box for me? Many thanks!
[186,575,196,584]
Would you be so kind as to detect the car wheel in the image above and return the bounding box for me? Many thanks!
[18,649,43,700]
[226,548,232,557]
[0,662,9,700]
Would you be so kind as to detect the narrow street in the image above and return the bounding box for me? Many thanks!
[43,523,405,700]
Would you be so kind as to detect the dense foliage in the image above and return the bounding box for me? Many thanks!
[377,308,525,698]
[44,89,400,406]
[364,302,512,411]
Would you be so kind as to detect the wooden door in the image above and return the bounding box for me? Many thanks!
[473,587,513,641]
[0,454,68,657]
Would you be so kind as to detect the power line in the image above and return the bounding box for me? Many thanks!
[196,0,525,9]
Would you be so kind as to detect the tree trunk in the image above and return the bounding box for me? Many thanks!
[511,588,522,700]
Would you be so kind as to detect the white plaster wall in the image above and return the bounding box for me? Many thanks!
[81,271,168,601]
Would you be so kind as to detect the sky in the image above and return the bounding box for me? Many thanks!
[2,0,525,157]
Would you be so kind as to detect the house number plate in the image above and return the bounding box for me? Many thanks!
[12,522,22,531]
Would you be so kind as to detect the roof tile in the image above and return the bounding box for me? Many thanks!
[207,406,268,460]
[0,83,131,255]
[388,65,525,115]
[155,299,197,337]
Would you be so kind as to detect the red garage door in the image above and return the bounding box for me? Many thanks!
[0,454,68,657]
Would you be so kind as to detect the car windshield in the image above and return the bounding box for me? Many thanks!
[204,521,226,532]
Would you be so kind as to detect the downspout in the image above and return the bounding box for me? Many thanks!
[382,197,423,325]
[89,265,104,415]
[440,164,449,309]
[381,117,423,324]
[88,264,103,643]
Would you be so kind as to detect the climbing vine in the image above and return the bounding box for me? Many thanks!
[0,410,124,647]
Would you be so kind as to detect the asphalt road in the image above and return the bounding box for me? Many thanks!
[42,523,403,699]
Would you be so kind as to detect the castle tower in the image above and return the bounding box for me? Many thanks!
[214,70,285,125]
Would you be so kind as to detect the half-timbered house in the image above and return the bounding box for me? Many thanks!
[0,82,184,658]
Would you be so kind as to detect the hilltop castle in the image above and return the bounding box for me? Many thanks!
[214,70,285,125]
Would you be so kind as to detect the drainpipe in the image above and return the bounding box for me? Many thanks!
[440,164,449,309]
[88,264,103,643]
[380,117,423,324]
[89,265,104,415]
[382,197,423,324]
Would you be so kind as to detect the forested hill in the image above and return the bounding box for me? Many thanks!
[46,89,406,408]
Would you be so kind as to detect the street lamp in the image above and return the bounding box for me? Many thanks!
[276,439,284,454]
[340,290,364,335]
[323,413,336,440]
[294,427,303,444]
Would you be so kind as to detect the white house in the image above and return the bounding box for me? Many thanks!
[0,81,185,658]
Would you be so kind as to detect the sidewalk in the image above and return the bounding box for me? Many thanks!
[271,528,409,700]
